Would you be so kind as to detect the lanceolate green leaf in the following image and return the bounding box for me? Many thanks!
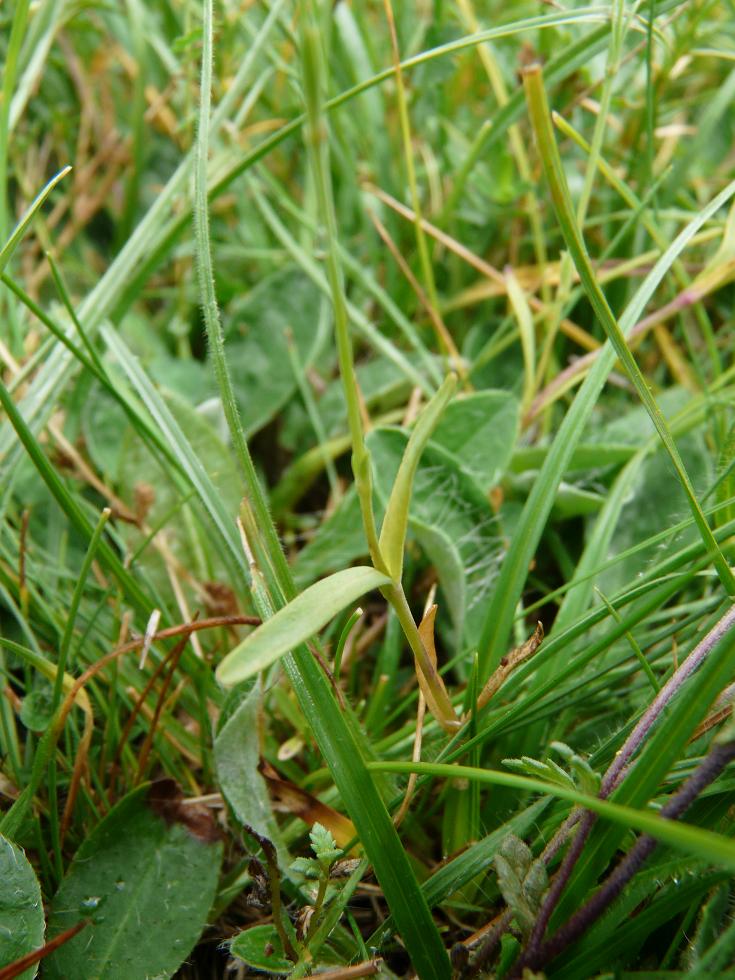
[378,373,457,579]
[216,567,392,686]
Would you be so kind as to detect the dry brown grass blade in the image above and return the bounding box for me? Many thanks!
[48,616,259,814]
[476,622,544,713]
[365,183,598,354]
[135,630,192,784]
[259,759,358,850]
[412,603,458,732]
[528,259,735,419]
[368,207,469,387]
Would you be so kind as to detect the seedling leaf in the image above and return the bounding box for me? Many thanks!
[216,566,392,686]
[378,373,457,579]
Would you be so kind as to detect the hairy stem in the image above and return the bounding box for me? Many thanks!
[520,603,735,964]
[523,738,735,973]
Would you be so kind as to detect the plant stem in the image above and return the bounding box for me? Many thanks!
[301,18,384,571]
[520,602,735,963]
[521,738,735,973]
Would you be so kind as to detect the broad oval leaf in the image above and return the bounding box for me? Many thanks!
[230,924,293,974]
[45,782,222,980]
[216,566,393,686]
[0,834,45,980]
[431,390,519,492]
[226,267,326,438]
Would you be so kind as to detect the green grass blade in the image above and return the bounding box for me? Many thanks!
[554,602,735,924]
[477,126,735,679]
[101,327,250,589]
[369,761,735,870]
[0,377,152,619]
[523,64,735,598]
[0,166,70,276]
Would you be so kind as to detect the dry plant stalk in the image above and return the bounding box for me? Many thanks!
[475,622,544,713]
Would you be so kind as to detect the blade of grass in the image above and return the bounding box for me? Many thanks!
[196,6,451,973]
[523,63,735,598]
[477,138,735,680]
[367,761,735,870]
[0,166,70,277]
[552,599,735,926]
[300,8,459,733]
[101,326,250,590]
[250,184,432,395]
[505,268,536,416]
[52,508,111,711]
[0,366,164,628]
[0,0,31,245]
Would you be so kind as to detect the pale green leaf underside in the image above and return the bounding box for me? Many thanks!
[216,566,392,686]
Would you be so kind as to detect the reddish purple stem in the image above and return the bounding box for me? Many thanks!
[519,603,735,968]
